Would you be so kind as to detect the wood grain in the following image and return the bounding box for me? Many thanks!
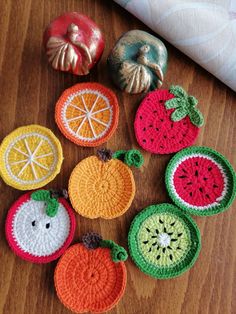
[0,1,235,313]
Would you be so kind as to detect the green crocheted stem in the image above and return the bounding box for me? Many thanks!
[100,240,128,262]
[31,190,59,217]
[113,149,144,168]
[165,85,204,127]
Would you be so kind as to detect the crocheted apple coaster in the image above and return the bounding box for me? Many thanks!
[134,86,204,154]
[128,203,201,279]
[54,233,127,313]
[68,149,143,219]
[5,190,76,263]
[55,82,119,147]
[165,146,236,216]
[0,125,63,190]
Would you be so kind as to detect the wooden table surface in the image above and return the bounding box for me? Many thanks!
[0,1,235,314]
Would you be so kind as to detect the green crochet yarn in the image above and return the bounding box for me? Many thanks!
[165,146,236,216]
[165,85,204,127]
[128,203,201,279]
[31,190,59,217]
[113,149,144,168]
[100,240,128,262]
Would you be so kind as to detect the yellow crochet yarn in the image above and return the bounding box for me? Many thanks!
[0,125,63,190]
[68,156,135,219]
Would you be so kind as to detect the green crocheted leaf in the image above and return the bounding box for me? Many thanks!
[31,190,50,201]
[165,98,180,109]
[188,95,198,107]
[124,149,144,168]
[100,240,128,262]
[112,150,127,161]
[169,85,187,98]
[171,108,188,122]
[45,198,59,217]
[189,107,204,127]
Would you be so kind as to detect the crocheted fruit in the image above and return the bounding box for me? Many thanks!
[5,190,76,263]
[55,83,119,147]
[165,146,236,216]
[68,149,143,219]
[128,203,201,279]
[0,125,63,190]
[134,85,204,154]
[54,233,127,313]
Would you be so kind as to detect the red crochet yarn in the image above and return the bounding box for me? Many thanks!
[134,89,200,154]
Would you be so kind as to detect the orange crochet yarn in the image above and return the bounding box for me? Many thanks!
[55,82,119,147]
[54,243,127,313]
[68,154,135,219]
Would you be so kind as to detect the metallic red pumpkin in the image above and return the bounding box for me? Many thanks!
[43,12,105,75]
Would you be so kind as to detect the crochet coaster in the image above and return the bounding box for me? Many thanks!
[55,82,119,147]
[68,149,143,219]
[134,86,204,154]
[128,203,201,279]
[0,125,63,190]
[54,233,127,313]
[165,146,236,216]
[5,190,76,263]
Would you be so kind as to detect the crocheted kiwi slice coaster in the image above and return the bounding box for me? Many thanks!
[0,125,63,190]
[128,203,201,279]
[5,190,76,263]
[68,149,143,219]
[54,233,127,313]
[55,82,119,147]
[134,86,204,154]
[165,146,236,216]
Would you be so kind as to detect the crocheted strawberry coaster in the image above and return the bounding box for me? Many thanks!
[54,233,127,313]
[68,148,144,219]
[55,82,119,147]
[0,125,63,190]
[5,190,76,263]
[165,146,236,216]
[134,86,204,154]
[128,203,201,279]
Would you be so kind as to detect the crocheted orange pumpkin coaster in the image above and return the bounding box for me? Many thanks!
[0,125,63,190]
[68,149,144,219]
[55,82,119,147]
[54,232,127,313]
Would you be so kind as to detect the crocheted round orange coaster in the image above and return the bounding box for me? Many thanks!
[54,234,127,313]
[55,82,119,147]
[68,149,143,219]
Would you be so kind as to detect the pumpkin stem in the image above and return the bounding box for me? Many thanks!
[113,149,144,168]
[97,148,113,162]
[82,232,103,249]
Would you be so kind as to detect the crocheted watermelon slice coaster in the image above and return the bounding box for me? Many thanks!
[55,82,119,147]
[5,190,76,263]
[68,148,143,219]
[128,203,201,279]
[54,233,127,313]
[134,86,204,154]
[0,125,63,190]
[165,146,236,216]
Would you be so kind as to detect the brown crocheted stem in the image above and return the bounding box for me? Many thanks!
[50,189,68,199]
[97,148,113,162]
[82,232,103,249]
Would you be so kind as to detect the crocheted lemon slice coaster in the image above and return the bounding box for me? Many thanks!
[134,86,204,154]
[55,82,119,147]
[128,203,201,279]
[165,146,236,216]
[68,149,143,219]
[0,125,63,190]
[5,190,76,263]
[54,233,127,313]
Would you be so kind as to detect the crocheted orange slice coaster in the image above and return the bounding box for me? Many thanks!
[0,125,63,190]
[68,149,143,219]
[55,82,119,147]
[54,233,127,313]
